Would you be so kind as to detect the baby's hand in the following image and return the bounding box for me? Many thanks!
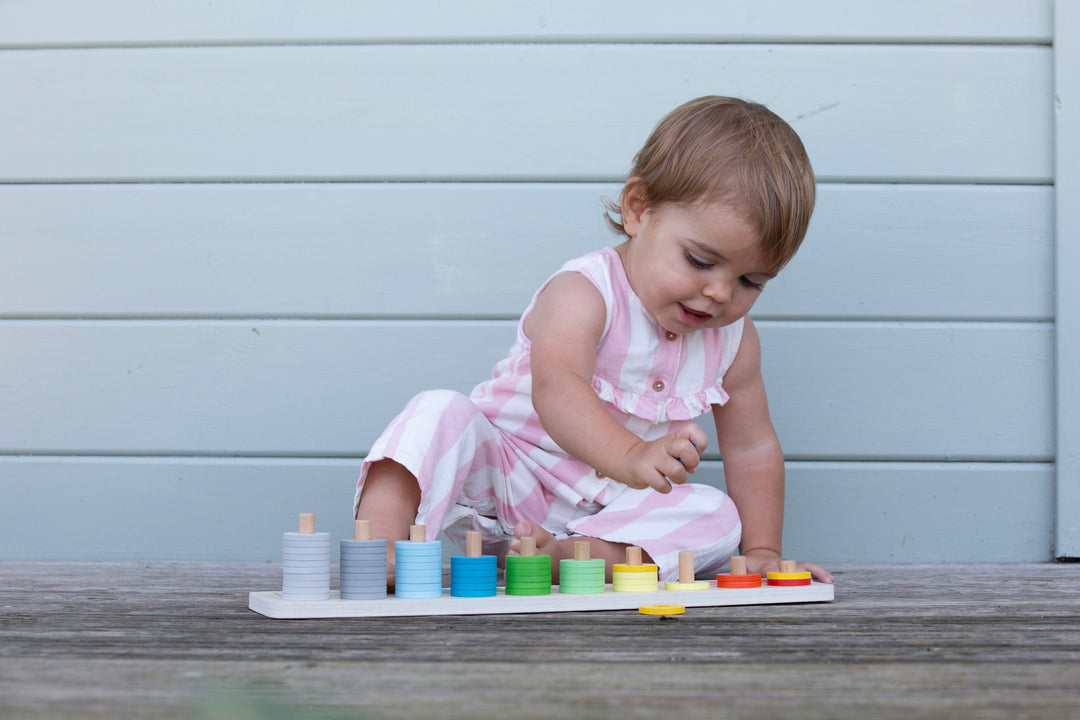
[743,548,834,584]
[617,425,708,493]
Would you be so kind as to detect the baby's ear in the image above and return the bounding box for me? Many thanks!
[620,179,649,236]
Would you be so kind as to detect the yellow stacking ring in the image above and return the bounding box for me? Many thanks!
[613,577,659,593]
[613,562,659,592]
[766,571,812,581]
[664,580,710,591]
[612,563,659,573]
[639,604,685,616]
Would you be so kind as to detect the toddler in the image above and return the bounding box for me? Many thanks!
[354,96,833,585]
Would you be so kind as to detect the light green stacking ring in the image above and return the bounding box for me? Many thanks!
[558,558,605,594]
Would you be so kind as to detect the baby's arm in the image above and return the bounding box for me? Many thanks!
[713,318,834,583]
[525,272,706,494]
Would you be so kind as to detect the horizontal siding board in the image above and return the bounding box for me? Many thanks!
[758,321,1054,462]
[0,457,361,561]
[764,185,1053,321]
[0,0,1053,47]
[0,320,514,458]
[775,461,1055,563]
[0,458,1052,562]
[0,321,1052,461]
[0,45,1052,183]
[0,184,1052,321]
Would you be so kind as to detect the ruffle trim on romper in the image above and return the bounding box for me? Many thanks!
[591,376,731,424]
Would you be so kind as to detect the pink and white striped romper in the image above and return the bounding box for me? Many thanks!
[354,247,744,581]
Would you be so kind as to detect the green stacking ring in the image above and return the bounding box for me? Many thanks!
[505,554,552,595]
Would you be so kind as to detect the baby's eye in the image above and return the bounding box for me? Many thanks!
[740,276,765,292]
[685,251,712,270]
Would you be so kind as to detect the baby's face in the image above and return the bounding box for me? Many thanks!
[618,198,772,336]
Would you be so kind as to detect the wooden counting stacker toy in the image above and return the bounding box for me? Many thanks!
[250,520,834,619]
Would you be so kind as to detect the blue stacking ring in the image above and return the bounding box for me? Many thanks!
[395,588,444,599]
[450,554,497,597]
[394,539,443,597]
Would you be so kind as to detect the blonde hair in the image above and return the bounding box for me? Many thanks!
[606,96,816,274]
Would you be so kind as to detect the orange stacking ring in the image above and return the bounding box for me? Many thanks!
[717,555,761,589]
[716,572,762,589]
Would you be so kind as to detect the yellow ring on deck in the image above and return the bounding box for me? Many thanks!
[639,604,685,616]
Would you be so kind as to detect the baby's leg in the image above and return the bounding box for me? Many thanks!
[565,483,741,581]
[355,458,420,586]
[510,521,649,583]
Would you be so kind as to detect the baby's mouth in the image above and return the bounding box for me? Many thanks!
[678,303,712,325]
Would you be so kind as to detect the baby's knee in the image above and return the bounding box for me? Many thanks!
[409,389,480,422]
[675,484,743,575]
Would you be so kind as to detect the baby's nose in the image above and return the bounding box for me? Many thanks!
[703,276,733,302]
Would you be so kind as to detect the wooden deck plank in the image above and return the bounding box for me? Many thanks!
[2,561,1079,719]
[3,658,1080,720]
[2,561,1078,662]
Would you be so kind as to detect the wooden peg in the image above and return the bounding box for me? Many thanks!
[780,559,797,574]
[298,513,315,534]
[730,555,748,576]
[409,524,427,543]
[466,530,483,558]
[353,519,371,541]
[573,540,591,562]
[625,546,642,566]
[664,550,709,591]
[518,535,536,556]
[678,551,696,584]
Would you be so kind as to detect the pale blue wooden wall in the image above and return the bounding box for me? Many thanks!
[0,1,1072,562]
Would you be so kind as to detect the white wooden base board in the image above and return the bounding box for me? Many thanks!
[249,581,834,619]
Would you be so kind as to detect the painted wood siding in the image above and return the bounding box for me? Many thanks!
[0,1,1062,562]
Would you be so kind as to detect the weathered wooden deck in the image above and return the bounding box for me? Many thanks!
[2,561,1079,719]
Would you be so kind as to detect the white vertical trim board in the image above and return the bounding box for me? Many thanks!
[1055,0,1080,559]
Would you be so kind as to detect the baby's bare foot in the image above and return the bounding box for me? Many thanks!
[511,523,657,584]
